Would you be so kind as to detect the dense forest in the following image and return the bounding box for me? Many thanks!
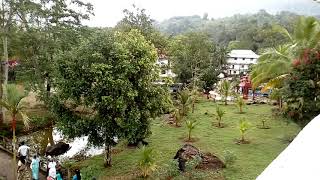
[156,10,303,52]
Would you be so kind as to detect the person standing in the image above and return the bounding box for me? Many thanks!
[18,141,30,165]
[47,157,56,180]
[30,155,40,180]
[72,169,81,180]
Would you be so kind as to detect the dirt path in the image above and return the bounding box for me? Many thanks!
[0,150,46,180]
[0,150,14,180]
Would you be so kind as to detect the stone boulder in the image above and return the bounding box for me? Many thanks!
[174,144,225,172]
[46,142,70,156]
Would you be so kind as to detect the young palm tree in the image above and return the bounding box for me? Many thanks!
[235,96,245,113]
[239,119,250,142]
[251,16,320,89]
[177,89,192,116]
[218,80,232,105]
[186,120,197,141]
[0,84,30,179]
[174,108,183,127]
[138,146,157,178]
[191,89,198,113]
[215,105,225,128]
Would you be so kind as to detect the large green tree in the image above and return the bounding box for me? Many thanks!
[50,29,167,167]
[169,32,227,88]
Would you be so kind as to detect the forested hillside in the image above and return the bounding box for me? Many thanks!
[156,10,303,52]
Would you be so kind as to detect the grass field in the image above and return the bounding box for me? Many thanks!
[75,98,300,180]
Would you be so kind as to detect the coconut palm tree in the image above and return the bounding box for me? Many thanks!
[0,84,30,179]
[138,146,157,178]
[251,16,320,89]
[218,80,232,105]
[235,96,245,113]
[215,105,225,128]
[239,119,250,142]
[177,89,192,116]
[186,120,197,141]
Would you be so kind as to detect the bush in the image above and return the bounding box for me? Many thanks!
[81,164,104,180]
[138,146,157,178]
[223,150,237,167]
[154,159,180,179]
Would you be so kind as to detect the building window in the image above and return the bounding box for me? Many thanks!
[232,65,234,69]
[233,71,237,74]
[250,58,253,61]
[234,58,237,60]
[161,70,166,74]
[242,58,245,60]
[241,65,244,68]
[229,70,232,74]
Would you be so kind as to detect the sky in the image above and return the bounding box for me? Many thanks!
[83,0,320,27]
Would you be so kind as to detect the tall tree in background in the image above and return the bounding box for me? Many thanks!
[51,29,168,167]
[116,5,168,53]
[169,32,227,88]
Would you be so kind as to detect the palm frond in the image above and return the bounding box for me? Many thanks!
[19,111,30,130]
[261,74,289,92]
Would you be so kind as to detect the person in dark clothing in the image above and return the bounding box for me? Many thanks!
[73,169,81,180]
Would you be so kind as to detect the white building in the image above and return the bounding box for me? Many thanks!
[226,50,259,76]
[156,56,176,79]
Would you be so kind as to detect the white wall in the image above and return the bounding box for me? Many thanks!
[257,115,320,180]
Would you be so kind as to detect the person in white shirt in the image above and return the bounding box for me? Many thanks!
[47,156,57,179]
[17,141,30,165]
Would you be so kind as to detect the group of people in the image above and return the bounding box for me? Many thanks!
[17,141,82,180]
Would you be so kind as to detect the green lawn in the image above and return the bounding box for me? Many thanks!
[75,98,300,180]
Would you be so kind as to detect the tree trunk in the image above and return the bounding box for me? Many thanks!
[0,35,8,124]
[240,106,242,113]
[241,133,245,142]
[252,90,255,101]
[218,119,221,127]
[12,115,17,180]
[104,144,112,167]
[262,121,265,128]
[192,102,195,113]
[188,130,191,141]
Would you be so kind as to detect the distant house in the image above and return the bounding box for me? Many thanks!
[156,55,176,79]
[226,50,259,76]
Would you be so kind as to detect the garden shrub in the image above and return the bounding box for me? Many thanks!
[283,49,320,126]
[223,150,237,167]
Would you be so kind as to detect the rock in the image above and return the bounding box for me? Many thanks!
[174,144,225,172]
[46,142,70,156]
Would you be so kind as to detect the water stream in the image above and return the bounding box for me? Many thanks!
[18,127,104,160]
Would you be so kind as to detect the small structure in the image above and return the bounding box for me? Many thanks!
[226,50,259,76]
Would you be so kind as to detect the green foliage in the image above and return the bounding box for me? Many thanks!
[177,89,192,116]
[251,16,320,89]
[223,150,237,167]
[215,105,225,128]
[168,32,227,87]
[51,29,168,166]
[186,120,198,141]
[138,146,157,178]
[174,108,184,126]
[154,159,180,178]
[81,164,103,180]
[218,80,232,105]
[239,118,250,142]
[283,49,320,126]
[158,11,297,50]
[235,96,245,113]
